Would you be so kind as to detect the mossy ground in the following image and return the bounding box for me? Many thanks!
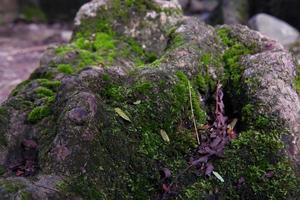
[60,70,207,199]
[177,27,300,200]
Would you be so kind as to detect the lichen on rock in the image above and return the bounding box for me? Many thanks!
[0,0,299,199]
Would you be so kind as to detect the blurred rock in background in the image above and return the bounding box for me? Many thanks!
[249,0,300,31]
[179,0,300,46]
[0,0,90,24]
[18,0,90,22]
[249,13,299,46]
[0,23,72,103]
[0,0,18,24]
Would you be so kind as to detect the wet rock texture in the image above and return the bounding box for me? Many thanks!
[0,0,299,199]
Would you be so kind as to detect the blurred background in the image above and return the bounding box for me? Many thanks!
[0,0,300,103]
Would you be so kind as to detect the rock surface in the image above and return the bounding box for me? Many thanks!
[248,13,300,45]
[0,0,299,199]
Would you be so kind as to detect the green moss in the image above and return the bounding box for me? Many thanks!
[216,27,252,114]
[57,64,74,74]
[57,64,74,75]
[62,69,207,199]
[55,45,74,55]
[167,31,185,50]
[214,130,299,199]
[74,0,160,38]
[176,71,206,124]
[20,191,31,200]
[55,30,155,70]
[0,181,24,193]
[170,27,300,200]
[93,33,116,50]
[103,84,124,101]
[37,79,61,90]
[217,28,235,46]
[28,105,51,123]
[218,28,251,92]
[60,177,108,200]
[35,87,54,98]
[11,80,30,97]
[178,179,213,200]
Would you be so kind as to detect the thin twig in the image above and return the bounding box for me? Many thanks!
[188,80,200,145]
[32,182,62,193]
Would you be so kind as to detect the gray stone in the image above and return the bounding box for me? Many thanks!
[248,13,300,45]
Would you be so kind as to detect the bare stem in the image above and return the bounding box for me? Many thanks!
[188,80,200,145]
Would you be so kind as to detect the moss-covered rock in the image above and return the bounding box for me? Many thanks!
[0,0,299,199]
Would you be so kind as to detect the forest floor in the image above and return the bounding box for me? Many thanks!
[0,22,72,103]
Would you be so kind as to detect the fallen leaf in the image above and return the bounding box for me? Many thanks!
[212,171,224,183]
[191,155,208,166]
[22,139,38,149]
[162,184,170,192]
[114,107,131,122]
[227,118,238,130]
[160,129,170,143]
[205,162,214,176]
[133,100,141,105]
[160,168,171,179]
[210,136,222,148]
[16,170,24,176]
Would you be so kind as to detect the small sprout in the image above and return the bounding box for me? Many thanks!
[212,171,224,183]
[114,107,131,122]
[160,129,170,143]
[133,100,141,105]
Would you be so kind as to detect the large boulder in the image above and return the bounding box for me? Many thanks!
[0,0,299,199]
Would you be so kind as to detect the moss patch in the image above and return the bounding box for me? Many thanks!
[27,105,51,123]
[57,64,74,75]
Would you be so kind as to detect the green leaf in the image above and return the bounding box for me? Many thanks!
[212,171,224,183]
[160,129,170,143]
[115,107,131,122]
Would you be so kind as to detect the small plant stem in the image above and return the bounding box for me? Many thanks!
[188,80,200,145]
